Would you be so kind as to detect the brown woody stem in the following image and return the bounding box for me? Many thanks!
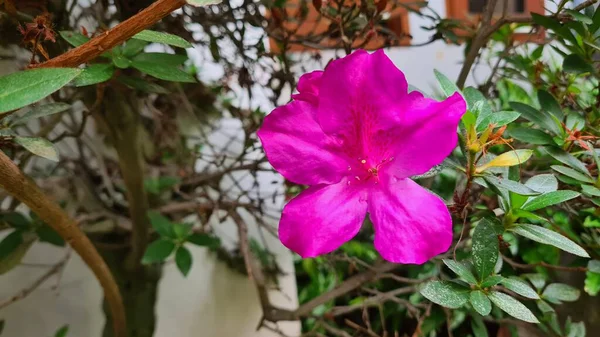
[0,150,127,337]
[35,0,187,68]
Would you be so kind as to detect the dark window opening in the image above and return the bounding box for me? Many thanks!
[468,0,526,14]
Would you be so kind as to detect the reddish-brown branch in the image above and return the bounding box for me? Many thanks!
[35,0,187,68]
[0,150,126,337]
[502,254,588,273]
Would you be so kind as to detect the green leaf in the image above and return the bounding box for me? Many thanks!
[54,325,69,337]
[470,290,492,316]
[175,246,193,277]
[133,30,192,48]
[511,224,589,257]
[585,271,600,295]
[524,273,546,290]
[0,230,23,259]
[582,185,600,197]
[521,190,580,211]
[537,90,563,119]
[147,211,174,238]
[484,111,521,128]
[141,239,175,264]
[525,174,558,193]
[587,260,600,273]
[476,150,533,173]
[112,55,131,69]
[59,31,89,47]
[471,316,489,337]
[73,63,114,87]
[508,127,555,145]
[434,69,461,98]
[419,281,470,309]
[472,218,499,281]
[117,76,169,94]
[132,52,188,66]
[564,54,594,74]
[443,259,477,284]
[8,102,70,126]
[545,147,591,175]
[36,225,65,246]
[13,136,59,161]
[131,60,196,83]
[173,223,192,240]
[501,277,540,299]
[542,283,580,302]
[509,102,561,135]
[488,291,539,323]
[480,275,503,288]
[551,165,594,184]
[565,9,593,24]
[122,39,149,57]
[484,176,540,196]
[0,212,30,229]
[0,68,81,114]
[0,232,33,275]
[186,0,222,7]
[463,87,492,132]
[187,233,220,248]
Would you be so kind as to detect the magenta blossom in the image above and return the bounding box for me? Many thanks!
[257,50,466,264]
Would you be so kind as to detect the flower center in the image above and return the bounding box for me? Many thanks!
[346,157,394,185]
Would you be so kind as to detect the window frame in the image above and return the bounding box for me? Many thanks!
[445,0,545,43]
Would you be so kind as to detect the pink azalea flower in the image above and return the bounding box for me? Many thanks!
[257,50,466,264]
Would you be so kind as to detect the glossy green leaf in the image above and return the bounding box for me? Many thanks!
[483,111,521,128]
[122,39,150,57]
[443,259,477,284]
[565,9,593,24]
[551,165,594,183]
[484,176,540,196]
[36,225,65,246]
[537,90,563,119]
[59,31,89,47]
[521,190,580,211]
[501,277,540,299]
[525,174,558,193]
[564,54,594,74]
[480,275,503,288]
[147,211,174,238]
[132,52,188,66]
[509,102,561,135]
[0,68,81,114]
[141,239,175,264]
[581,185,600,197]
[8,102,70,126]
[508,127,555,145]
[13,136,59,162]
[545,147,591,175]
[132,60,196,83]
[117,76,169,94]
[512,224,589,257]
[419,281,470,309]
[488,291,539,323]
[133,30,192,48]
[472,218,499,281]
[187,233,220,248]
[175,246,193,277]
[112,55,131,69]
[470,291,492,316]
[434,69,461,98]
[542,283,580,302]
[73,63,114,87]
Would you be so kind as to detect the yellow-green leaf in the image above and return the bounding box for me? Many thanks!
[476,150,533,173]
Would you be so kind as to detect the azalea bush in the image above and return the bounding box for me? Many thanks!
[1,0,600,337]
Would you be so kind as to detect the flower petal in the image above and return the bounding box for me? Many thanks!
[279,180,368,258]
[368,177,453,264]
[317,49,409,136]
[257,99,348,185]
[389,91,466,178]
[292,70,323,103]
